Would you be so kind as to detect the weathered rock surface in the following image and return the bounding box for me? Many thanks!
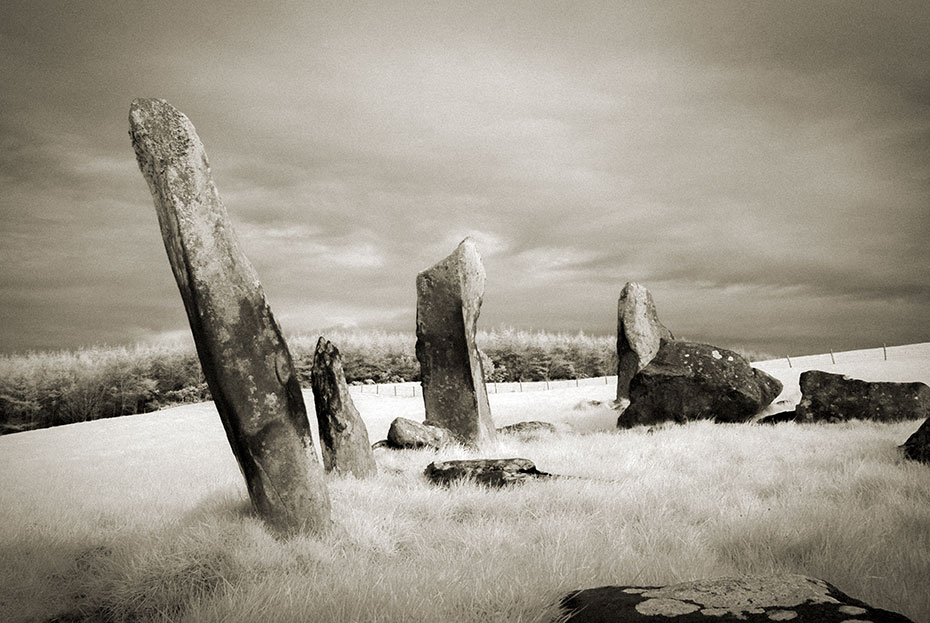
[129,98,331,536]
[424,458,552,487]
[310,337,377,478]
[619,341,782,428]
[616,282,674,401]
[415,238,495,445]
[561,574,914,622]
[901,418,930,464]
[386,417,454,450]
[795,370,930,423]
[496,421,557,436]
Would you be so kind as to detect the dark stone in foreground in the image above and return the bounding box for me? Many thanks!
[561,574,914,622]
[129,99,330,536]
[311,337,376,478]
[619,341,782,428]
[424,458,552,487]
[496,421,557,436]
[416,238,496,445]
[795,370,930,423]
[386,417,454,450]
[616,282,674,401]
[901,417,930,464]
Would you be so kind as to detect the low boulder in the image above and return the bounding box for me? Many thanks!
[496,421,557,436]
[386,417,454,450]
[795,370,930,423]
[619,341,782,428]
[901,418,930,464]
[560,574,914,622]
[424,458,552,487]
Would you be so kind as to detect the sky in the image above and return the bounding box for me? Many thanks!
[1,1,928,357]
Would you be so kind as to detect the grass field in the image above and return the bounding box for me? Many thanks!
[1,345,928,622]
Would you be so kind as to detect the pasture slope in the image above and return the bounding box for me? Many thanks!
[0,343,928,622]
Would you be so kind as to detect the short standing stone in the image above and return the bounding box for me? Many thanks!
[900,417,930,464]
[616,282,674,401]
[560,574,915,622]
[415,238,496,445]
[795,370,930,423]
[129,99,331,536]
[424,458,552,487]
[386,417,454,450]
[310,337,377,478]
[619,341,782,428]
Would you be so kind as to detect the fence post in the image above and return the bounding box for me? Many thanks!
[519,382,523,392]
[786,355,792,368]
[830,349,835,365]
[545,380,550,390]
[575,378,579,388]
[883,343,888,361]
[394,385,397,396]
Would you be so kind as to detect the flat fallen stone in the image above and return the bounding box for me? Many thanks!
[496,421,557,436]
[424,458,552,487]
[795,370,930,423]
[561,574,914,622]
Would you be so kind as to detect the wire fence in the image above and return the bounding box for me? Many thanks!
[347,342,928,398]
[348,375,618,398]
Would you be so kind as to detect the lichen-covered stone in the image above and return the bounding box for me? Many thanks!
[424,458,552,487]
[619,341,782,428]
[616,282,674,401]
[561,574,914,622]
[129,98,330,536]
[310,337,376,478]
[415,238,495,445]
[795,370,930,423]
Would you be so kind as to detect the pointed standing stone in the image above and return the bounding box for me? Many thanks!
[616,282,674,401]
[129,99,331,536]
[311,337,377,478]
[415,238,496,445]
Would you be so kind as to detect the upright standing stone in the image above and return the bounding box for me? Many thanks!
[616,282,673,402]
[129,99,331,536]
[415,238,496,445]
[311,337,377,478]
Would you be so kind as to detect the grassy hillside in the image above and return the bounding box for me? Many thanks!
[1,355,929,622]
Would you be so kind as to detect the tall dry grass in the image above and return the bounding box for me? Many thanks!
[1,389,927,623]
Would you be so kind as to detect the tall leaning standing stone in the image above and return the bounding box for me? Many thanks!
[129,99,331,536]
[311,337,377,478]
[616,282,673,402]
[416,238,496,445]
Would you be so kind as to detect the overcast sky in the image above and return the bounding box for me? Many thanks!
[1,1,928,357]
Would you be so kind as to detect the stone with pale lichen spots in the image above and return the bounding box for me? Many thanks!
[129,98,330,537]
[795,370,930,423]
[560,574,914,622]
